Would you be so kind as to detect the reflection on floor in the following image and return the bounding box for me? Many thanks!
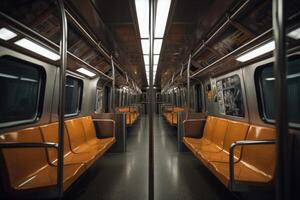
[153,115,237,200]
[65,115,239,200]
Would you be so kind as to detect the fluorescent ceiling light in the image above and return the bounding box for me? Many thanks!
[76,67,96,77]
[154,55,160,64]
[154,39,163,54]
[0,27,17,41]
[236,41,275,62]
[135,0,149,38]
[144,55,149,65]
[155,0,171,38]
[288,27,300,40]
[146,65,157,72]
[15,38,60,61]
[141,39,149,54]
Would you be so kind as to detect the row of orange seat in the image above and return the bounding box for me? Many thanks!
[183,116,276,190]
[162,106,184,126]
[116,106,140,126]
[0,116,115,194]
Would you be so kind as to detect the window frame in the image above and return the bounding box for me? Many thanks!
[0,55,46,128]
[64,75,83,117]
[255,54,300,128]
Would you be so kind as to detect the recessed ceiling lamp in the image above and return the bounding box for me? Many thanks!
[141,39,150,54]
[15,38,60,61]
[76,67,96,77]
[236,41,275,62]
[155,0,172,38]
[0,27,17,41]
[154,55,160,64]
[154,39,163,54]
[144,55,149,65]
[135,0,149,38]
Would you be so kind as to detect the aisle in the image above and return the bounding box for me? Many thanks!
[154,115,237,200]
[65,115,238,200]
[65,116,149,200]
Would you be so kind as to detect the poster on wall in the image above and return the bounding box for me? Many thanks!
[216,81,225,114]
[216,75,245,117]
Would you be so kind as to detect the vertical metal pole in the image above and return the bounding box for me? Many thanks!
[57,0,67,197]
[272,0,290,199]
[186,54,191,119]
[149,0,155,199]
[111,56,115,112]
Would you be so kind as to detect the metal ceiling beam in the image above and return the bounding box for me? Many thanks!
[65,9,141,90]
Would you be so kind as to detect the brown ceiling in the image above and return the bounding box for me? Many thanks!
[1,0,299,90]
[157,0,238,87]
[68,0,147,87]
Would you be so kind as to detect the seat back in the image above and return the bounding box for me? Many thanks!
[241,126,276,178]
[202,116,217,140]
[0,127,49,189]
[40,123,71,163]
[65,118,87,150]
[118,107,130,113]
[210,118,228,148]
[223,120,249,157]
[81,116,97,141]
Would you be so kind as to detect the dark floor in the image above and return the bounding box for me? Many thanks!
[64,115,272,200]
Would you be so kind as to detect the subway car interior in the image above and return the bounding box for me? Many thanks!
[0,0,300,199]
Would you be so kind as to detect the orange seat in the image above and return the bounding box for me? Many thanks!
[80,116,115,152]
[183,116,216,151]
[184,117,228,154]
[40,123,96,169]
[210,126,276,187]
[64,118,103,155]
[0,127,85,192]
[197,120,249,163]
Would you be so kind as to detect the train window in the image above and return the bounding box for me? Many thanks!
[0,56,45,127]
[95,87,104,113]
[256,55,300,125]
[195,84,203,112]
[216,75,245,117]
[65,76,83,116]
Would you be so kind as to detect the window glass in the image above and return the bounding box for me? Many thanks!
[195,84,203,112]
[0,56,45,127]
[216,75,245,117]
[95,87,103,113]
[65,76,83,116]
[256,55,300,124]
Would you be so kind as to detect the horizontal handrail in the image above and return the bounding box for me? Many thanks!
[229,139,276,190]
[0,142,58,148]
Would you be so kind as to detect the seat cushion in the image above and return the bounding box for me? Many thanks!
[210,161,273,187]
[17,163,85,191]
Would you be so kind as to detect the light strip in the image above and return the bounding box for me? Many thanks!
[15,38,60,61]
[144,55,149,65]
[288,27,300,40]
[236,41,275,62]
[76,67,96,77]
[141,39,149,54]
[135,0,149,38]
[0,27,17,41]
[154,39,163,54]
[155,0,172,38]
[154,55,160,64]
